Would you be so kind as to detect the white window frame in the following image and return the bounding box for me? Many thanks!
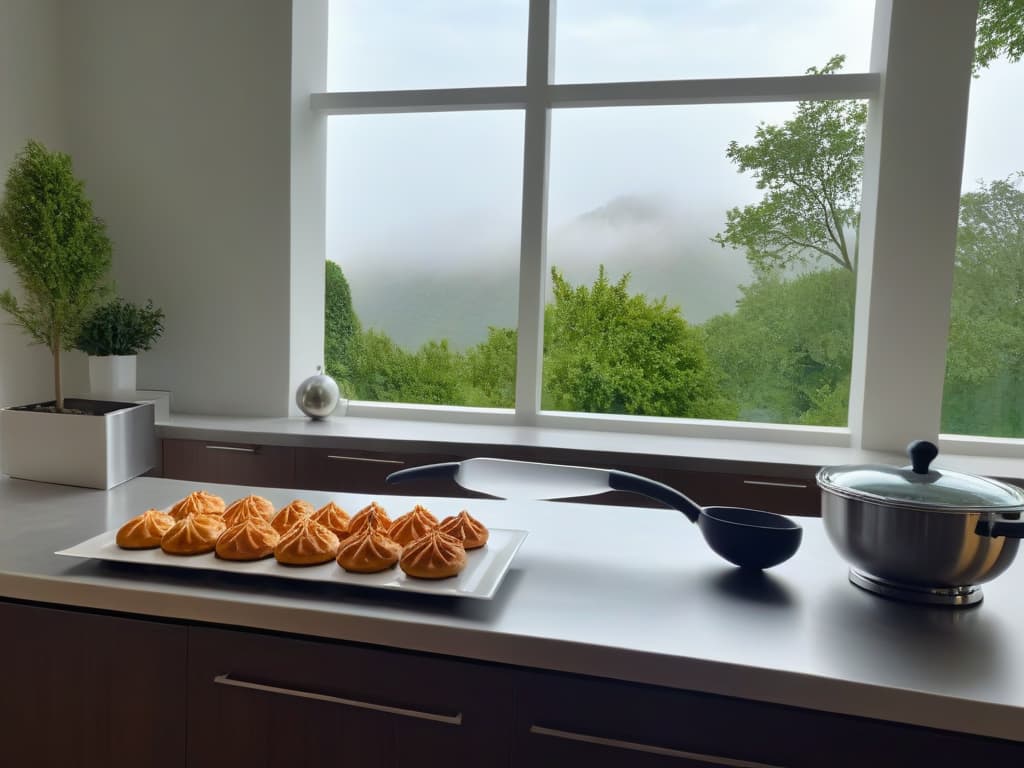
[308,0,998,457]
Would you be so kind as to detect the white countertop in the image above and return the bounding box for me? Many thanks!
[1,475,1023,742]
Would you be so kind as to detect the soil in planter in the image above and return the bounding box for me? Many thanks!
[8,398,140,416]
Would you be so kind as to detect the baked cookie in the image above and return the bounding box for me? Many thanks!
[270,499,315,535]
[116,509,175,549]
[388,504,438,547]
[160,513,226,555]
[169,490,225,521]
[336,527,401,574]
[274,517,340,566]
[216,517,280,561]
[348,501,392,537]
[222,494,275,526]
[310,501,351,539]
[399,530,467,580]
[437,510,489,549]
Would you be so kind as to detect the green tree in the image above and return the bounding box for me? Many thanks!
[702,269,855,426]
[0,140,112,411]
[713,56,866,274]
[324,259,360,393]
[464,326,517,408]
[942,174,1024,436]
[975,0,1024,72]
[542,267,736,418]
[348,329,469,406]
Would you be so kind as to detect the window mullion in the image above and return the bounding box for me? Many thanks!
[849,0,978,451]
[514,0,554,426]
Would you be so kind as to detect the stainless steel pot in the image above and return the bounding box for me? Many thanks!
[816,440,1024,606]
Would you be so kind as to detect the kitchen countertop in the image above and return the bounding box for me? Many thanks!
[1,475,1023,742]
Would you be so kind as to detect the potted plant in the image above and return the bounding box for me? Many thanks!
[76,297,165,396]
[0,140,155,488]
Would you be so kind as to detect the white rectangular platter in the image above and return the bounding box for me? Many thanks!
[56,527,528,600]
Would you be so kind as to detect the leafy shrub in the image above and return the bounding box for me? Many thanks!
[75,298,165,356]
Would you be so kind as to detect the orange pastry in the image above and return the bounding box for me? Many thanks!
[437,510,489,550]
[348,501,392,536]
[168,490,225,521]
[270,499,315,535]
[116,509,175,549]
[310,501,351,538]
[336,527,402,574]
[388,503,438,547]
[274,517,340,566]
[216,518,280,561]
[160,513,226,555]
[222,494,275,526]
[400,530,467,580]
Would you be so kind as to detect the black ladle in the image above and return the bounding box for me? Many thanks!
[385,458,802,570]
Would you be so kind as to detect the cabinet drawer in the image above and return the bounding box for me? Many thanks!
[294,446,480,497]
[188,626,513,768]
[162,438,294,488]
[512,670,1024,768]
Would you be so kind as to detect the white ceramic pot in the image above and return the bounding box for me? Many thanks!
[88,354,137,396]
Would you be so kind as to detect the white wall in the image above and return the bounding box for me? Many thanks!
[59,0,299,416]
[0,0,89,416]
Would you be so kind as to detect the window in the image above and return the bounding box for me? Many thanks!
[314,1,995,454]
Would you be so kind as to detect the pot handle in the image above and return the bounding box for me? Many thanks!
[975,519,1024,539]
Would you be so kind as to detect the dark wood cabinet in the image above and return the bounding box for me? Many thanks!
[160,437,820,515]
[163,438,295,488]
[512,668,1024,767]
[0,601,188,768]
[187,626,514,768]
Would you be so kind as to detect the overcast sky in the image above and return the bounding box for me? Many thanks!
[323,1,1024,344]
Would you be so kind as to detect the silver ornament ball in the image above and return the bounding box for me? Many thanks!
[296,367,341,420]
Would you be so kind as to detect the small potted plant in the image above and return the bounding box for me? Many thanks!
[0,140,156,488]
[76,298,165,396]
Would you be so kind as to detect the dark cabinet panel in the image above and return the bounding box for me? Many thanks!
[162,438,294,488]
[512,669,1024,768]
[0,601,187,768]
[293,446,481,497]
[187,626,514,768]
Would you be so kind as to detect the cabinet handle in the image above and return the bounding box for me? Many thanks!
[528,725,785,768]
[326,455,405,465]
[213,674,462,725]
[742,480,807,489]
[205,445,258,454]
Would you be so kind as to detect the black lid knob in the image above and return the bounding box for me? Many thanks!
[907,440,939,475]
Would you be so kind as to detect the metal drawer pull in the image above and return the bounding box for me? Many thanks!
[326,455,405,465]
[213,674,462,725]
[742,480,807,489]
[529,725,784,768]
[204,445,257,454]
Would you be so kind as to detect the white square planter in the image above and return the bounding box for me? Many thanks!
[1,398,156,489]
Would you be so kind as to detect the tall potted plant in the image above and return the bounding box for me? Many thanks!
[76,298,165,396]
[0,140,112,411]
[0,140,155,488]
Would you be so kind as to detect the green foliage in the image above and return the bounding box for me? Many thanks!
[542,267,736,418]
[703,268,855,426]
[348,330,470,406]
[74,298,164,356]
[0,139,112,409]
[464,327,517,408]
[324,260,361,395]
[942,174,1024,436]
[975,0,1024,72]
[713,56,866,274]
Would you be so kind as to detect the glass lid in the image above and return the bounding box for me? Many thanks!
[816,440,1024,511]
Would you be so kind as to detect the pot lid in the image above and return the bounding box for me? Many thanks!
[816,440,1024,511]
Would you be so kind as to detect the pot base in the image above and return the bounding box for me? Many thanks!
[849,568,983,607]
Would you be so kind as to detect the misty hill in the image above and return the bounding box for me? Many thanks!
[338,195,753,351]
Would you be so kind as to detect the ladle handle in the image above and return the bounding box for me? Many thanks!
[386,462,460,485]
[608,471,702,523]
